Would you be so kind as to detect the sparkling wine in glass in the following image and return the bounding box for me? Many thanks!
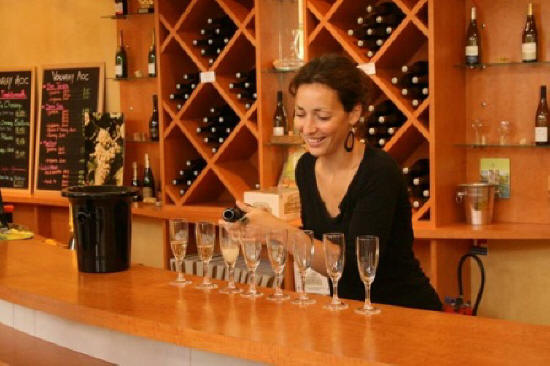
[266,228,289,302]
[240,225,263,298]
[195,221,217,290]
[219,225,242,294]
[355,235,381,315]
[290,230,316,305]
[169,219,191,286]
[322,232,348,311]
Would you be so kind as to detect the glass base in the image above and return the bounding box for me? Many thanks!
[323,302,348,311]
[219,286,242,294]
[355,306,381,315]
[196,282,218,290]
[291,296,316,305]
[170,279,191,287]
[240,290,263,298]
[266,292,290,302]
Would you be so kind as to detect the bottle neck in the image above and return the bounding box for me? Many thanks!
[144,155,150,169]
[119,31,124,48]
[471,7,476,21]
[527,3,533,16]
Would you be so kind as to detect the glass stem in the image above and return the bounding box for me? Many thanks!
[364,282,372,310]
[176,259,184,281]
[300,271,307,300]
[331,279,339,304]
[275,272,283,295]
[203,260,210,284]
[228,266,236,288]
[249,270,256,293]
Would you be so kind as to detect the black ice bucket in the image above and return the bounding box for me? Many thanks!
[62,186,138,273]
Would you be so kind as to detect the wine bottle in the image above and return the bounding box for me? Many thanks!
[142,153,155,199]
[401,61,428,74]
[204,135,225,144]
[412,174,429,186]
[200,46,222,56]
[357,38,385,49]
[178,188,187,196]
[465,6,481,66]
[273,91,288,136]
[207,16,234,27]
[391,73,416,87]
[182,72,200,83]
[401,86,429,99]
[131,161,142,202]
[535,85,549,145]
[367,126,396,136]
[170,91,191,100]
[366,26,393,37]
[411,196,428,209]
[175,82,197,92]
[211,125,232,135]
[378,112,405,125]
[196,124,214,134]
[402,158,429,176]
[199,24,236,37]
[235,69,256,80]
[115,30,127,79]
[149,95,159,141]
[368,2,399,15]
[408,185,430,198]
[522,2,538,63]
[411,74,428,85]
[177,169,196,180]
[148,30,157,77]
[368,100,397,115]
[186,158,206,170]
[237,90,257,100]
[114,0,127,16]
[222,206,245,222]
[375,13,404,27]
[229,80,256,90]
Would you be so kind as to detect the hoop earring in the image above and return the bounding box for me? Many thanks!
[344,129,355,152]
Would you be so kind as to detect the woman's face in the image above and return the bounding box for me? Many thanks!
[294,83,360,158]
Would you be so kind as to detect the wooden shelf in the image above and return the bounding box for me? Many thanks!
[100,12,154,19]
[414,222,550,240]
[457,60,550,69]
[269,135,303,145]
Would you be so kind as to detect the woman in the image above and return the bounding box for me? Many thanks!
[236,54,441,311]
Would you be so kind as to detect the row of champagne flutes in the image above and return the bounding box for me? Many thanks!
[169,219,381,314]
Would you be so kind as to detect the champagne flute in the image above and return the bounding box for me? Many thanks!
[266,228,289,302]
[169,219,191,286]
[240,225,263,298]
[322,232,348,311]
[290,230,316,305]
[355,235,381,315]
[195,221,218,290]
[219,225,242,294]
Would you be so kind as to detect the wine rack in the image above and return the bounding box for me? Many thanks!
[157,0,282,214]
[305,0,431,223]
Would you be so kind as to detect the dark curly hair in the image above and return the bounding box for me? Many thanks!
[288,54,369,113]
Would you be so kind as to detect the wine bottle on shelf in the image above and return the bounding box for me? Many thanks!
[378,112,405,125]
[207,16,234,27]
[401,86,429,99]
[391,73,416,87]
[199,24,236,37]
[114,0,127,16]
[402,158,429,176]
[366,26,393,37]
[366,47,380,58]
[142,153,155,200]
[175,82,197,91]
[465,6,481,66]
[522,2,537,63]
[178,188,187,196]
[183,72,200,83]
[229,80,256,90]
[411,74,428,85]
[237,90,257,100]
[196,124,213,134]
[368,100,397,115]
[273,91,288,137]
[367,2,399,15]
[375,13,404,27]
[411,196,429,209]
[408,185,430,199]
[367,126,397,136]
[401,61,428,74]
[200,47,222,56]
[357,38,385,49]
[208,104,233,116]
[170,91,192,100]
[357,14,378,28]
[177,169,196,180]
[235,69,256,80]
[115,30,127,79]
[412,174,429,186]
[148,30,157,77]
[149,95,159,141]
[535,85,549,145]
[186,158,206,170]
[131,161,142,202]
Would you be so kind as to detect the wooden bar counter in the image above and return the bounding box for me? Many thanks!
[1,238,550,365]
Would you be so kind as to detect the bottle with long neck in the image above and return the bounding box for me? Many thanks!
[115,30,127,78]
[272,91,288,137]
[131,161,142,201]
[148,29,157,77]
[465,7,481,67]
[142,153,156,199]
[535,85,549,145]
[149,95,159,141]
[522,2,537,63]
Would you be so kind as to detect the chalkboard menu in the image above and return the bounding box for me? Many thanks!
[0,69,34,192]
[36,64,104,192]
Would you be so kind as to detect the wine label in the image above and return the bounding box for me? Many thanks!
[535,127,548,143]
[273,126,284,137]
[142,187,153,199]
[114,3,123,15]
[465,45,479,57]
[522,42,537,61]
[148,63,156,75]
[115,65,123,77]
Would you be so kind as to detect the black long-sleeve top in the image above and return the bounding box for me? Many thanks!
[295,145,442,311]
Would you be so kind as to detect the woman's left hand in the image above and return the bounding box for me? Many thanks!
[235,200,286,231]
